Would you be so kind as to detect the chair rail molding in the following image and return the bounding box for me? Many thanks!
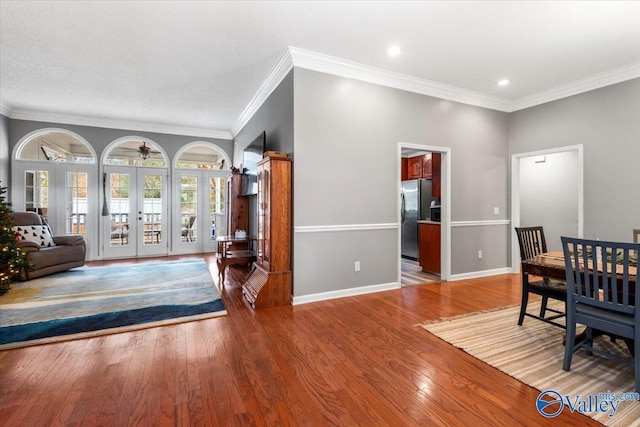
[294,223,397,233]
[451,220,511,227]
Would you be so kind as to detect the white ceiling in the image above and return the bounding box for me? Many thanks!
[1,1,639,140]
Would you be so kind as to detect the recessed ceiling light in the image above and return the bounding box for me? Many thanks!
[497,79,510,86]
[387,46,401,56]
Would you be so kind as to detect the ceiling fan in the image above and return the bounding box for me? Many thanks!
[120,141,161,160]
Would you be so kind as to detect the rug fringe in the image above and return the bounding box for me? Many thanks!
[416,303,520,326]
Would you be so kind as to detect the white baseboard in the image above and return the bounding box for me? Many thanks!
[449,267,513,281]
[292,281,400,305]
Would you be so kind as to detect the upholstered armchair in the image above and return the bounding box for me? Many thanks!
[10,211,86,280]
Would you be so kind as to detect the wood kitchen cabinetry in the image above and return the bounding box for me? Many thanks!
[419,222,441,275]
[407,156,423,179]
[422,153,432,179]
[432,152,441,198]
[242,154,292,309]
[403,153,440,192]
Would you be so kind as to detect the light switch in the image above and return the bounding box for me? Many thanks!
[493,207,499,215]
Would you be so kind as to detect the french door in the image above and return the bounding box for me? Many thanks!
[103,166,168,258]
[12,161,98,259]
[172,170,227,254]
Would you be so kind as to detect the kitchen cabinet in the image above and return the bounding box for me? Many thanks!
[432,153,441,198]
[422,153,432,179]
[404,153,439,183]
[407,156,423,179]
[242,154,292,309]
[419,222,440,275]
[401,158,408,181]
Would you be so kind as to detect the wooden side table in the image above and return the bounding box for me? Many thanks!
[216,235,257,285]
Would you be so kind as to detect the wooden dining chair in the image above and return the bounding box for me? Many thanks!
[561,236,639,392]
[515,226,567,328]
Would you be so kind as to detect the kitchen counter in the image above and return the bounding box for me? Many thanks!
[417,220,441,225]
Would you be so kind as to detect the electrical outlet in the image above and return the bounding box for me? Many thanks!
[478,250,483,259]
[493,207,499,215]
[354,261,361,272]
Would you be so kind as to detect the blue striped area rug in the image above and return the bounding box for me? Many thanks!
[0,259,226,350]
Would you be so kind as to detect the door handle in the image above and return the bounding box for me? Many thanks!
[401,193,405,223]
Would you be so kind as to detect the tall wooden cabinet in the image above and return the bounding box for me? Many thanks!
[242,154,292,309]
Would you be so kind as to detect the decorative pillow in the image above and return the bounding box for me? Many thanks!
[13,225,56,247]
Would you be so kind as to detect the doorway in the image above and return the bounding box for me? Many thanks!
[397,142,451,285]
[103,166,168,258]
[172,170,227,255]
[510,145,583,272]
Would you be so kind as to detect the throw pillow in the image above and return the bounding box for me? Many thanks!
[13,225,56,247]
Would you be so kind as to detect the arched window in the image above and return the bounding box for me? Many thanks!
[175,143,228,169]
[16,130,95,163]
[12,128,98,259]
[104,138,166,167]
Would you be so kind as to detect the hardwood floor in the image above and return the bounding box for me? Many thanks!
[0,255,599,426]
[401,257,440,286]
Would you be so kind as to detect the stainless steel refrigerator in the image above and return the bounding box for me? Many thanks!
[401,179,438,260]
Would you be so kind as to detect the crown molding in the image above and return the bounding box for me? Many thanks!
[233,47,640,131]
[5,108,232,140]
[0,103,11,117]
[288,46,513,112]
[231,48,295,138]
[509,61,640,112]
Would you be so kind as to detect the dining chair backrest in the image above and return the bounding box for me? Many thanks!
[561,236,639,315]
[515,226,548,261]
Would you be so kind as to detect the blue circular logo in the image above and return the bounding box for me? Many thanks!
[536,390,564,418]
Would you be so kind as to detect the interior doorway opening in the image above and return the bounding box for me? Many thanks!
[398,143,451,286]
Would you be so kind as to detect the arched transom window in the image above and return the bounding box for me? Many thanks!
[176,144,226,169]
[17,131,95,163]
[105,139,166,167]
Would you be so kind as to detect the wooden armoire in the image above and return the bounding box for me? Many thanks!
[242,154,292,309]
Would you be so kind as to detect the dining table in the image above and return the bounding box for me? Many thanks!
[521,251,637,355]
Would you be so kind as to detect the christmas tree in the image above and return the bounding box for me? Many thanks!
[0,182,31,293]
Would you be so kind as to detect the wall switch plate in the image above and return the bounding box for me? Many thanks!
[493,207,499,215]
[354,261,361,272]
[478,250,483,259]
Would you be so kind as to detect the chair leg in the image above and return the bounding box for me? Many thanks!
[563,306,576,371]
[518,276,529,326]
[586,327,593,357]
[635,334,640,392]
[539,296,549,318]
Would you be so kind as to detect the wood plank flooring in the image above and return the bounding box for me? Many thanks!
[401,257,440,286]
[0,255,599,426]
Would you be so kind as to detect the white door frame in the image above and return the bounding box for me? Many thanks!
[397,142,452,282]
[136,168,168,257]
[172,169,229,255]
[102,166,169,258]
[510,144,584,273]
[11,160,98,259]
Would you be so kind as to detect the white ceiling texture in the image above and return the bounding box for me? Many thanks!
[1,1,639,140]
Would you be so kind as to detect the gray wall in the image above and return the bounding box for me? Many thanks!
[519,151,579,252]
[293,68,510,296]
[233,71,294,163]
[509,78,640,243]
[233,70,294,238]
[8,119,233,165]
[0,115,9,192]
